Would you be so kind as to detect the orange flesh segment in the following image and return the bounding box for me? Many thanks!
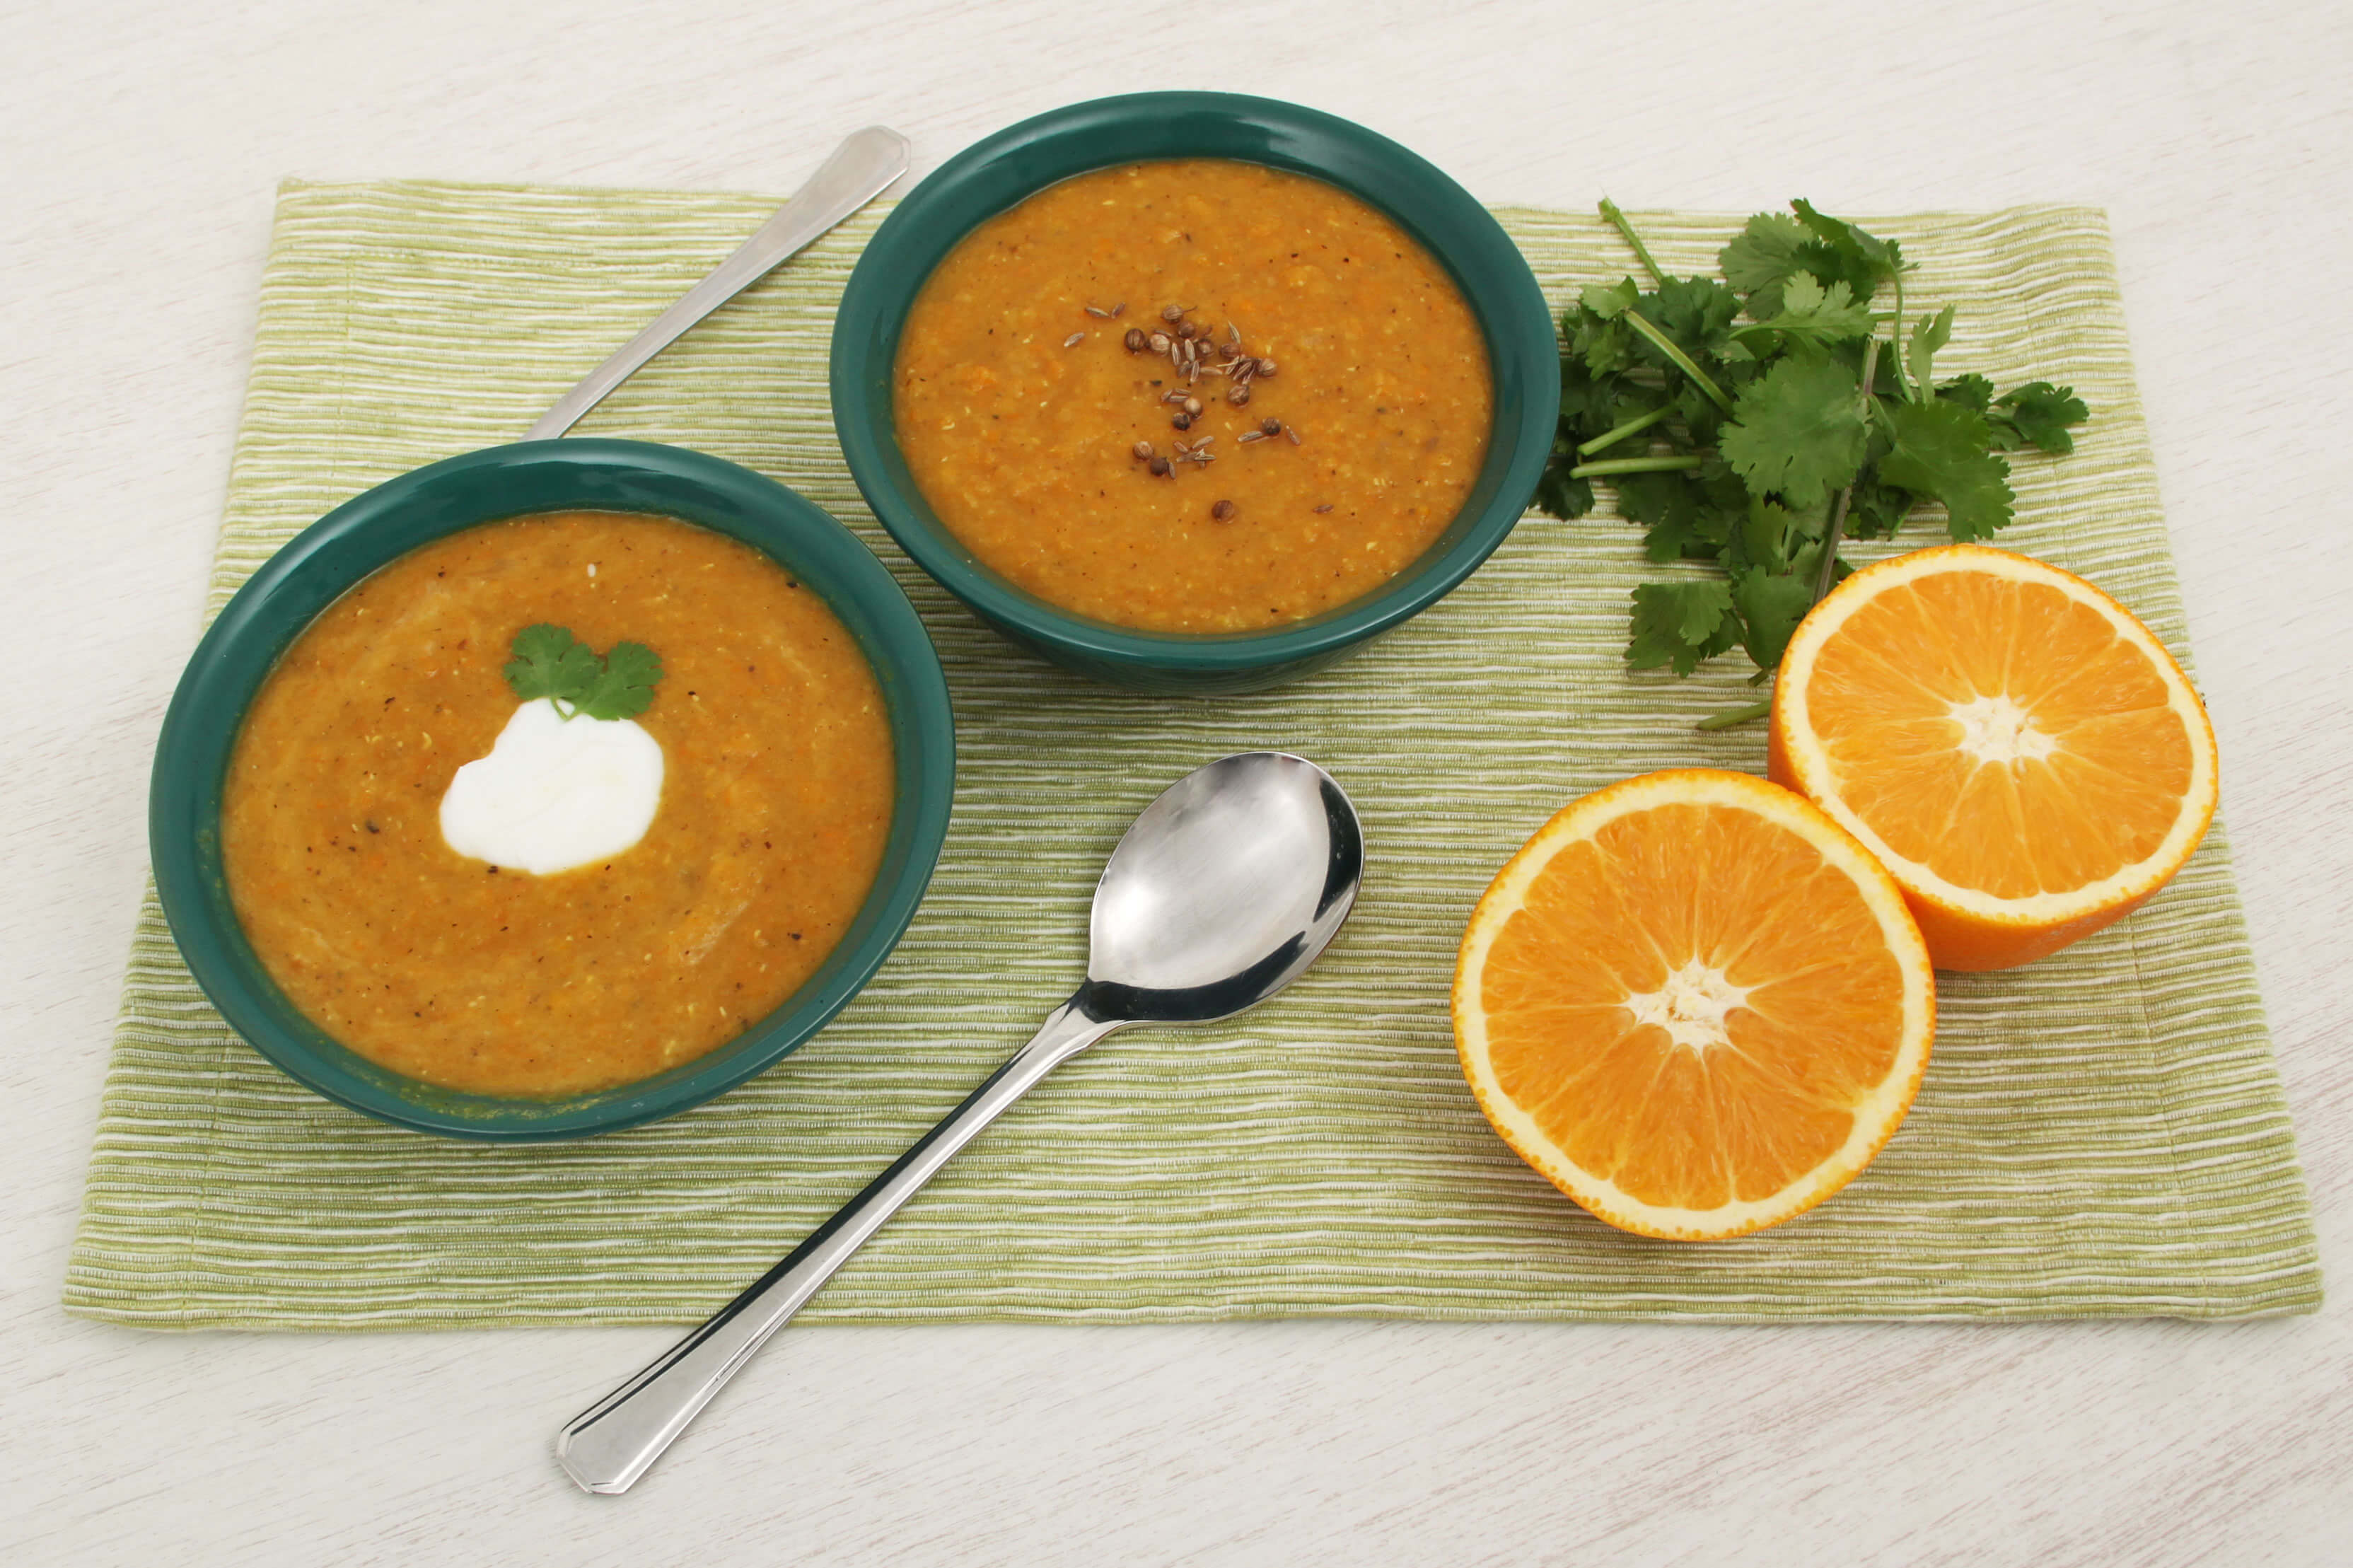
[1806,575,2194,899]
[1477,802,1907,1212]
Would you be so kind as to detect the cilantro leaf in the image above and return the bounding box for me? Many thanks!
[1729,272,1877,354]
[1878,400,2016,542]
[1791,200,1906,296]
[1533,462,1595,521]
[1627,580,1738,674]
[1906,305,1955,399]
[504,624,601,707]
[1987,381,2089,455]
[1844,473,1918,542]
[1647,276,1745,361]
[1618,470,1727,562]
[502,624,665,720]
[1730,567,1818,670]
[1719,355,1867,510]
[1936,373,1994,412]
[1738,498,1806,574]
[576,641,663,721]
[1720,212,1813,319]
[1581,277,1640,319]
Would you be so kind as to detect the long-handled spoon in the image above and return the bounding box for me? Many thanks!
[524,125,909,441]
[555,751,1366,1494]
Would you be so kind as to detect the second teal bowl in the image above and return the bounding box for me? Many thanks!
[830,92,1560,695]
[149,440,955,1141]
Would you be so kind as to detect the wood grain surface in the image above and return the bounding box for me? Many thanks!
[3,2,2346,1562]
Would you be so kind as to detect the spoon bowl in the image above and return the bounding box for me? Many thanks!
[1086,752,1361,1017]
[557,752,1363,1494]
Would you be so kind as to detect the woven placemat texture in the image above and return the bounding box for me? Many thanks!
[66,182,2320,1328]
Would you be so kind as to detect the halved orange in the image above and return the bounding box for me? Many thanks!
[1770,545,2218,971]
[1453,770,1935,1241]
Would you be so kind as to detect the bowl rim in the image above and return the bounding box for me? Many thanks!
[149,438,956,1142]
[830,90,1561,678]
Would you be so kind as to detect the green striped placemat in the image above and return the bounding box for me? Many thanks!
[66,182,2320,1328]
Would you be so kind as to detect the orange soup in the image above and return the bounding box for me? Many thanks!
[895,159,1492,632]
[222,511,894,1098]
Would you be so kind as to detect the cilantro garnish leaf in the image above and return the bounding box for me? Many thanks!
[1719,355,1868,510]
[1878,400,2016,542]
[502,624,665,720]
[504,625,602,707]
[576,641,664,721]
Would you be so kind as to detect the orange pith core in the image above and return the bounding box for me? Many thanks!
[1480,801,1906,1212]
[1806,573,2193,900]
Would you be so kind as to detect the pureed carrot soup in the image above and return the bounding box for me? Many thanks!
[894,159,1494,632]
[221,512,894,1098]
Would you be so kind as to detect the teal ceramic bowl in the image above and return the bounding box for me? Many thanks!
[831,92,1559,695]
[150,439,955,1142]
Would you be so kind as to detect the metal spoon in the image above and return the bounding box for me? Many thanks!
[555,751,1366,1494]
[524,125,910,441]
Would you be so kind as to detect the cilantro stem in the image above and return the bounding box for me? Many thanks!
[1811,337,1883,602]
[1620,310,1737,416]
[1576,405,1674,458]
[1889,272,1912,401]
[1697,699,1772,731]
[1598,199,1668,289]
[1568,455,1704,479]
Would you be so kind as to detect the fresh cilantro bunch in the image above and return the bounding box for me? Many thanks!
[504,624,664,721]
[1539,200,2088,700]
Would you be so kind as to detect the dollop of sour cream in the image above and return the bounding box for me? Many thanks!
[439,698,663,875]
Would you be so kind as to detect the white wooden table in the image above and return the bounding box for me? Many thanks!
[5,4,2346,1560]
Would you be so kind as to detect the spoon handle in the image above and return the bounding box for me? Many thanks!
[524,125,910,441]
[554,996,1119,1494]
